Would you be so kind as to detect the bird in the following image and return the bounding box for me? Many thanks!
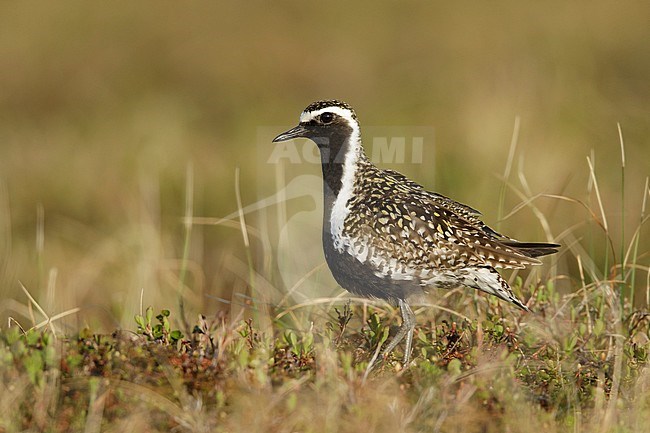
[272,100,559,368]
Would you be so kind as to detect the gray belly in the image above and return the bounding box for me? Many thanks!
[322,231,423,302]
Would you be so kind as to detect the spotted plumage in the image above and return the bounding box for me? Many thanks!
[273,100,559,368]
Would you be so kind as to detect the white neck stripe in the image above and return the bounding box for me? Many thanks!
[307,109,362,252]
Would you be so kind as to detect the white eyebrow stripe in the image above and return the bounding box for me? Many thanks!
[299,106,356,124]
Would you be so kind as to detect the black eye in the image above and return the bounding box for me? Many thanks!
[320,112,334,124]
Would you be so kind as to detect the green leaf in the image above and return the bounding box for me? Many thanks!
[153,324,163,339]
[379,325,389,345]
[25,350,44,385]
[5,327,22,345]
[579,323,587,336]
[25,330,40,346]
[238,347,249,367]
[447,358,462,375]
[564,334,577,352]
[594,319,605,337]
[303,332,314,352]
[162,316,171,333]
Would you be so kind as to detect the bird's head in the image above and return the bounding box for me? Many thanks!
[272,100,360,152]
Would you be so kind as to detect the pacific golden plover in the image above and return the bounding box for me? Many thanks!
[273,100,559,367]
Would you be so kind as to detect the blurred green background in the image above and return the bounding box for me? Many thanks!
[1,2,648,331]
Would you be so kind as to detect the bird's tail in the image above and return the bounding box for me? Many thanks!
[502,241,560,258]
[462,267,530,311]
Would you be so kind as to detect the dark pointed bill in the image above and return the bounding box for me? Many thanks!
[272,124,308,142]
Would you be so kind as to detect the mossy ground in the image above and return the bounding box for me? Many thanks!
[2,280,648,433]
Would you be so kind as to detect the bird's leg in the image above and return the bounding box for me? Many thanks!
[400,300,416,365]
[382,299,416,365]
[365,300,417,376]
